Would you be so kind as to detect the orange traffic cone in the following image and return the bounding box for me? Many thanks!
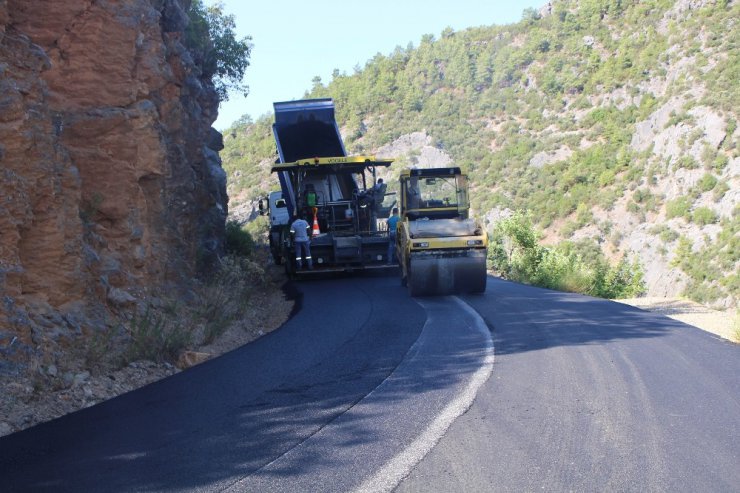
[312,208,320,237]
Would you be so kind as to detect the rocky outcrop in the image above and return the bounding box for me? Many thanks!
[375,131,453,168]
[0,0,227,374]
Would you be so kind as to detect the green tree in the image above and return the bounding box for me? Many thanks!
[186,0,252,100]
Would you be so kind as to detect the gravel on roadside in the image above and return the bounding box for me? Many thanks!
[615,297,739,343]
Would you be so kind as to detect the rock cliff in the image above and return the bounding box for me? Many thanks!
[0,0,227,374]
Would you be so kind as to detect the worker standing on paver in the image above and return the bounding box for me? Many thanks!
[370,178,387,232]
[386,207,400,264]
[290,214,313,269]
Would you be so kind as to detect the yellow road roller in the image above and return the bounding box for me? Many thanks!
[396,167,488,296]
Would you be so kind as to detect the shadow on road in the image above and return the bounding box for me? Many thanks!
[0,271,486,492]
[463,277,683,356]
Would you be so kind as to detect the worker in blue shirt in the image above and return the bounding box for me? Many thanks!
[290,214,313,269]
[386,207,400,264]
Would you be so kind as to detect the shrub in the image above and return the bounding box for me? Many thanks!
[589,257,646,299]
[125,308,193,363]
[244,215,269,243]
[600,220,614,236]
[633,188,648,203]
[671,214,739,304]
[675,155,699,170]
[725,118,737,146]
[701,142,718,167]
[85,326,126,371]
[194,255,265,344]
[713,180,730,201]
[665,196,692,219]
[118,253,269,365]
[650,224,679,243]
[684,280,723,304]
[698,173,718,192]
[664,111,694,128]
[489,211,645,299]
[671,236,694,269]
[225,219,255,257]
[575,202,593,226]
[712,154,729,171]
[627,200,642,215]
[561,220,579,237]
[487,211,540,279]
[558,239,605,266]
[691,206,718,226]
[632,188,660,212]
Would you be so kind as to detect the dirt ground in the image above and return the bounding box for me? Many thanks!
[616,297,739,343]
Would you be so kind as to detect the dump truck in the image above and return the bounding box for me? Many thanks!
[396,167,488,295]
[261,99,397,276]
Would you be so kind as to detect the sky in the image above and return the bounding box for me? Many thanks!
[211,0,545,131]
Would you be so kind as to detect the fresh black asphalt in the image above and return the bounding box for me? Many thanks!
[0,272,424,491]
[397,277,740,492]
[1,273,738,492]
[0,271,493,492]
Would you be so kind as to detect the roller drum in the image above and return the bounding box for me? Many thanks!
[407,249,487,296]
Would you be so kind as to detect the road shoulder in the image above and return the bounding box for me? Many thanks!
[615,297,738,343]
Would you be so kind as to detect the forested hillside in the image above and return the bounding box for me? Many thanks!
[221,0,738,308]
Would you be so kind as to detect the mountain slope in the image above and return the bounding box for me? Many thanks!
[222,0,738,308]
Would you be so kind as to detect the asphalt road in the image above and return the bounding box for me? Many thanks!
[1,273,738,492]
[397,277,740,492]
[0,272,492,492]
